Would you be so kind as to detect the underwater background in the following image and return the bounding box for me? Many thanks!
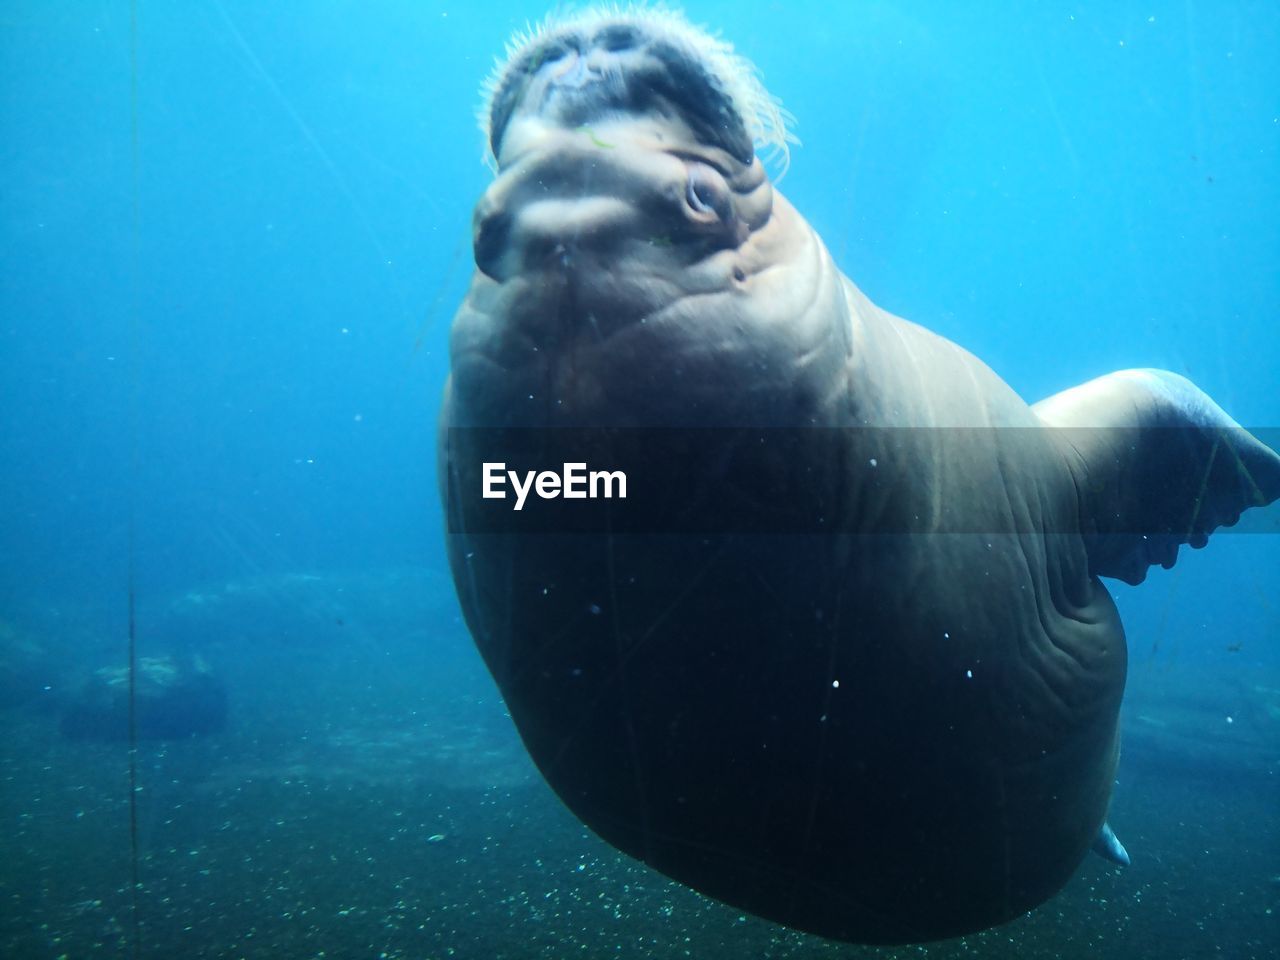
[1,2,1276,958]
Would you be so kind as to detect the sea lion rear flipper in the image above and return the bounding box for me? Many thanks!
[1091,821,1131,867]
[1032,368,1280,585]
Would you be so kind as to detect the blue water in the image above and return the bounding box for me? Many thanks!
[1,3,1276,957]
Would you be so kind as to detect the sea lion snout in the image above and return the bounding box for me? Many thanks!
[540,23,645,91]
[487,19,756,170]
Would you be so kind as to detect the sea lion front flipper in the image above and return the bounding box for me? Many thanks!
[1032,368,1280,585]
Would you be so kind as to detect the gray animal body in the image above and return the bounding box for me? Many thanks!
[439,9,1280,943]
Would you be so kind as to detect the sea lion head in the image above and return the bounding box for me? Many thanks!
[452,8,847,428]
[482,8,792,177]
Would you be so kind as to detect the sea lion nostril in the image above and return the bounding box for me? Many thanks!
[552,50,590,88]
[597,24,641,51]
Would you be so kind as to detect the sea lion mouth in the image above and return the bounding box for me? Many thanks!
[480,10,793,177]
[488,26,754,167]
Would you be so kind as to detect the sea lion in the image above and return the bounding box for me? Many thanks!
[438,8,1280,944]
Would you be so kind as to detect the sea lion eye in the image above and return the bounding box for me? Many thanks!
[687,176,714,214]
[685,162,726,219]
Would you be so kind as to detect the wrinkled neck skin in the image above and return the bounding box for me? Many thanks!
[447,112,855,429]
